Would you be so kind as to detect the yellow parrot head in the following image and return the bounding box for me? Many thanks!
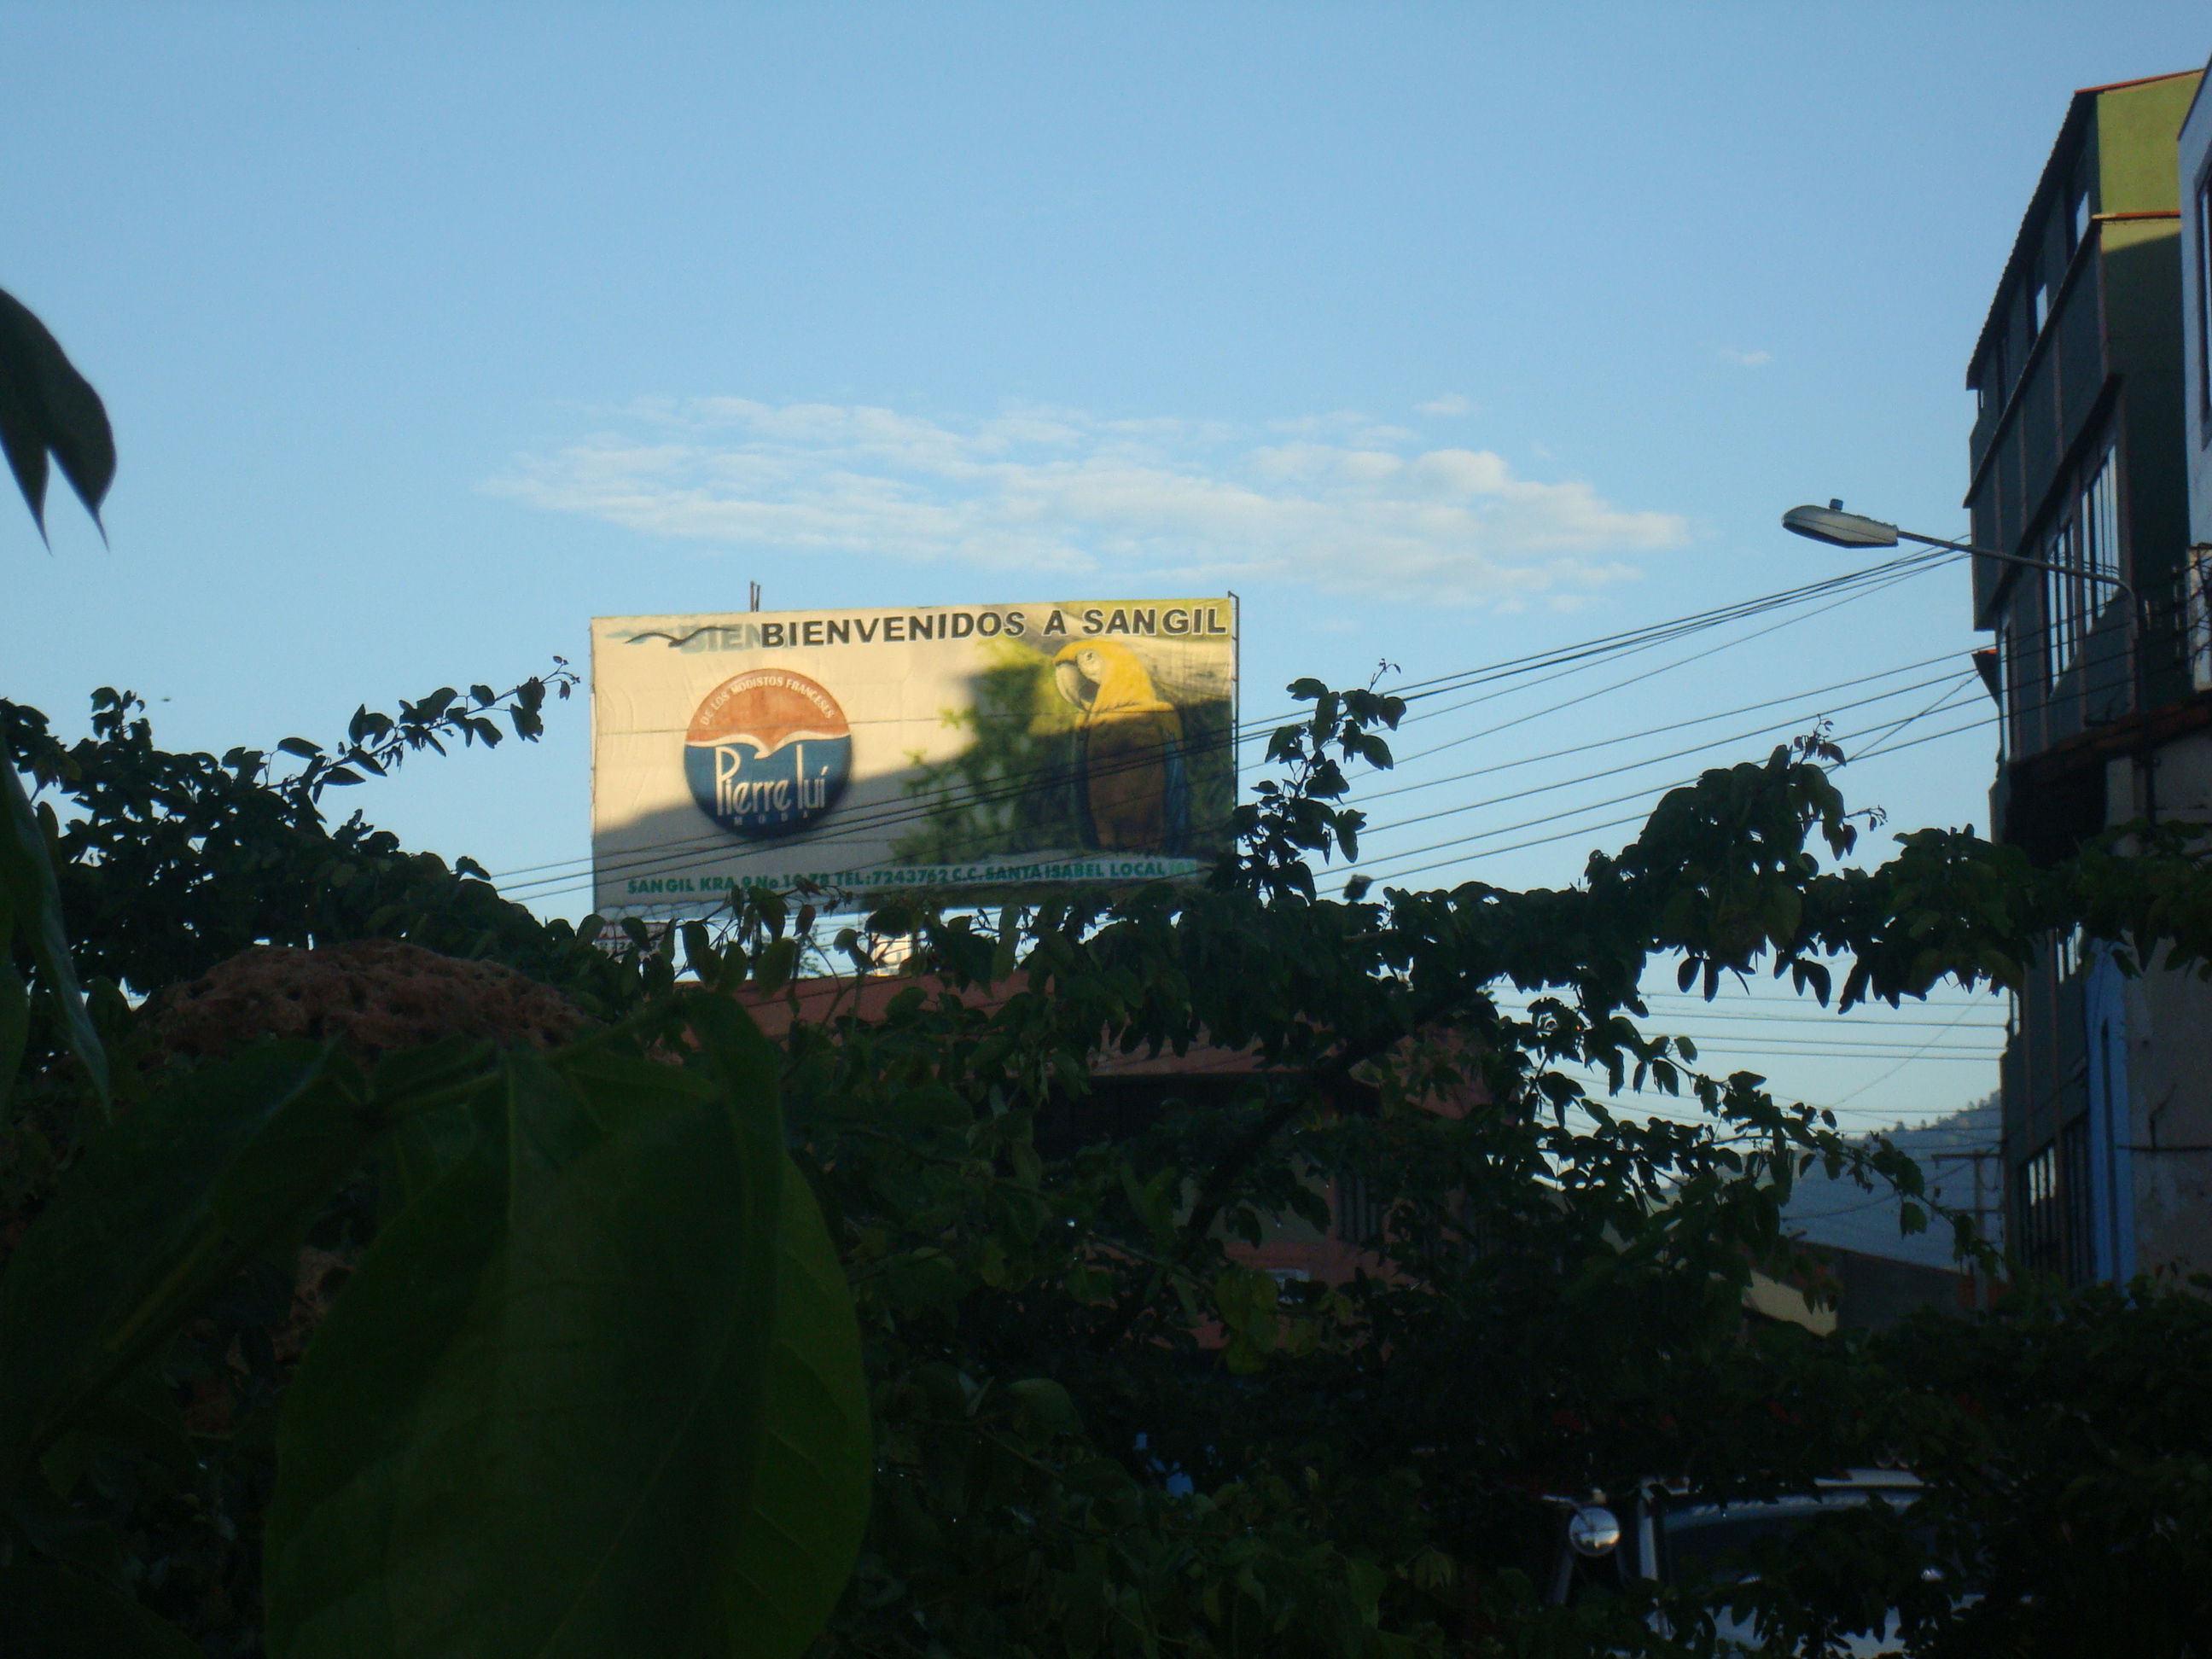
[1052,639,1165,715]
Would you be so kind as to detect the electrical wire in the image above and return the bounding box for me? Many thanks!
[1360,661,1968,809]
[1379,548,1955,703]
[1839,672,1982,761]
[1378,561,1945,758]
[545,661,1967,905]
[486,551,1964,897]
[1359,670,1977,838]
[1632,1006,2005,1033]
[1783,1189,1924,1223]
[498,543,2103,906]
[1349,655,2042,891]
[1824,999,1994,1110]
[1345,674,1982,884]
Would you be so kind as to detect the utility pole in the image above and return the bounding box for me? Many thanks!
[1926,1148,2002,1310]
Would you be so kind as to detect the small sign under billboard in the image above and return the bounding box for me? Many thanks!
[591,598,1238,915]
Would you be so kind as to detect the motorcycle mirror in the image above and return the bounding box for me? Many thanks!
[1567,1505,1622,1558]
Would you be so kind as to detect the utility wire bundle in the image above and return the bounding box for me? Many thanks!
[495,547,1983,905]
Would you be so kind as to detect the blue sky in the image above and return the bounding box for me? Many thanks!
[8,2,2209,1128]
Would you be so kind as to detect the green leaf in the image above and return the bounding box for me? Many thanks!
[0,288,115,538]
[0,760,108,1110]
[681,919,718,981]
[0,1558,199,1657]
[735,1154,874,1648]
[0,957,27,1118]
[755,935,800,995]
[265,1020,870,1659]
[36,1360,195,1496]
[1008,1377,1083,1438]
[3,1489,132,1590]
[1213,1263,1279,1339]
[0,1043,359,1482]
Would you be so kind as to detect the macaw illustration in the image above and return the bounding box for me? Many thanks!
[1052,640,1189,853]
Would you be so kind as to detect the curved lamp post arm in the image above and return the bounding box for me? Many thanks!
[1781,504,2134,601]
[1892,527,2135,602]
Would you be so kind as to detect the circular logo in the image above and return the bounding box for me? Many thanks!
[684,670,852,841]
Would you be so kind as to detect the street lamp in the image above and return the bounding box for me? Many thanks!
[1780,500,2133,599]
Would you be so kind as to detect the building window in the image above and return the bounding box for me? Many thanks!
[2018,1140,2061,1275]
[1335,1172,1387,1249]
[2186,544,2212,691]
[2042,445,2120,688]
[2197,159,2212,432]
[2017,1121,2094,1285]
[2058,1116,2094,1285]
[2083,447,2120,584]
[2044,515,2081,684]
[2052,925,2084,982]
[2029,263,2049,337]
[2069,183,2091,256]
[1994,618,2013,757]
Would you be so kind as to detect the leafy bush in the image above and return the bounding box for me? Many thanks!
[10,286,2212,1657]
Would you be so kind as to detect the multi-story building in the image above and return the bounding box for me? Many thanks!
[1968,67,2209,1283]
[2191,73,2212,699]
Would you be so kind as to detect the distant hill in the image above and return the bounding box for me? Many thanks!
[1781,1096,2001,1270]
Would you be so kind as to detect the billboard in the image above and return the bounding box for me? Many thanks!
[591,598,1238,914]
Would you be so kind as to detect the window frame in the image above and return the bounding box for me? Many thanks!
[1994,616,2013,759]
[2196,152,2212,439]
[2018,1140,2062,1276]
[2188,544,2212,692]
[2043,513,2081,686]
[2039,440,2122,693]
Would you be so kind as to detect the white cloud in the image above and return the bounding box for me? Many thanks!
[1416,393,1473,416]
[1718,346,1773,368]
[488,399,1688,605]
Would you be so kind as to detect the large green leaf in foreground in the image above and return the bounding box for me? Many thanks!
[0,1042,352,1481]
[727,1153,874,1651]
[0,285,116,538]
[0,760,108,1111]
[0,1557,201,1658]
[265,1017,871,1659]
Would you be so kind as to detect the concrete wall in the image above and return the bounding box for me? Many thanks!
[2107,726,2212,1278]
[2120,965,2212,1277]
[2183,63,2212,573]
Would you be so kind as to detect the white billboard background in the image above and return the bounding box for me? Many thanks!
[591,598,1238,915]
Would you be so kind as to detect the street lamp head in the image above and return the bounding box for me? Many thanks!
[1781,503,1902,550]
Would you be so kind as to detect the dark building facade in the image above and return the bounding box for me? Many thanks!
[1966,69,2209,1283]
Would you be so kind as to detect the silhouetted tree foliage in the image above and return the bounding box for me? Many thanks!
[7,286,2212,1658]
